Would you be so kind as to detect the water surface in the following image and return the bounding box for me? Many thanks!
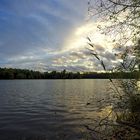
[0,79,110,140]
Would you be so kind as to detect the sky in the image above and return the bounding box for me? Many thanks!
[0,0,118,72]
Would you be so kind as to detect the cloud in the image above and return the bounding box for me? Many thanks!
[0,0,119,71]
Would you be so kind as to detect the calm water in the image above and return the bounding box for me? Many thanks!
[0,80,110,140]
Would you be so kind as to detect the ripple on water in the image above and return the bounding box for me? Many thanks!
[0,79,110,140]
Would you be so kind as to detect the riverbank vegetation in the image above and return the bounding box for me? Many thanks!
[0,67,139,79]
[85,0,140,139]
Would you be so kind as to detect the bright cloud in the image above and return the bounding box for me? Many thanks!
[0,0,118,72]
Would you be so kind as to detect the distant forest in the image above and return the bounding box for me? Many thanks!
[0,67,139,79]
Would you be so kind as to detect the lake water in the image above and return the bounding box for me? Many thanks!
[0,79,111,140]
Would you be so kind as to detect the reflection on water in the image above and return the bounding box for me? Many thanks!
[0,79,111,140]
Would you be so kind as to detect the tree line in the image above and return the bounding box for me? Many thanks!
[0,67,139,79]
